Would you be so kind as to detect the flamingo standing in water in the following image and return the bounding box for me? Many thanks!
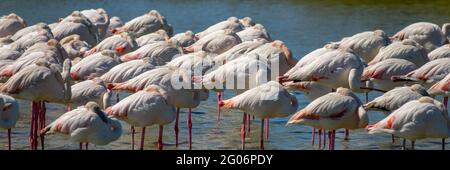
[70,50,120,81]
[120,39,182,65]
[0,58,72,150]
[41,101,122,150]
[83,32,138,57]
[368,39,429,67]
[0,94,19,150]
[66,78,112,110]
[195,16,243,39]
[184,29,242,55]
[287,87,368,150]
[392,22,450,53]
[110,67,201,149]
[368,97,449,150]
[219,81,298,149]
[106,85,176,150]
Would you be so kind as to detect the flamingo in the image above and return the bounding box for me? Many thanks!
[52,11,99,46]
[106,16,123,38]
[136,29,169,46]
[368,39,429,67]
[0,13,26,38]
[392,22,450,53]
[110,66,202,149]
[4,26,54,52]
[59,34,91,60]
[113,10,173,37]
[106,85,176,150]
[287,87,368,150]
[219,81,298,149]
[392,58,450,88]
[428,73,450,108]
[428,44,450,60]
[214,38,267,64]
[67,78,112,110]
[120,39,182,65]
[70,50,120,81]
[367,96,449,150]
[80,8,109,40]
[41,101,122,150]
[100,58,155,84]
[171,30,196,47]
[83,32,138,57]
[362,58,418,92]
[0,94,19,150]
[0,58,72,150]
[332,30,390,63]
[184,29,242,54]
[195,16,244,39]
[237,24,271,42]
[283,81,332,102]
[10,22,49,41]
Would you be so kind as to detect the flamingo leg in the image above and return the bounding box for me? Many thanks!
[116,92,120,103]
[443,97,448,109]
[318,129,322,149]
[79,143,83,150]
[39,101,46,150]
[30,101,38,150]
[323,129,326,149]
[332,130,336,150]
[131,126,135,150]
[442,138,445,150]
[328,131,332,150]
[7,129,11,150]
[391,134,395,144]
[311,128,315,146]
[365,92,369,103]
[217,92,222,123]
[247,113,251,132]
[252,115,255,120]
[265,119,269,141]
[344,129,349,140]
[140,127,146,150]
[241,113,247,150]
[85,143,88,150]
[174,107,179,147]
[158,125,163,150]
[411,140,415,150]
[188,108,192,150]
[260,118,265,150]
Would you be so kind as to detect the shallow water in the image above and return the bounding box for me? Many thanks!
[0,0,449,150]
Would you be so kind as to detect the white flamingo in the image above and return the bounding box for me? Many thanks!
[367,96,449,150]
[120,39,182,65]
[392,22,450,53]
[428,73,450,108]
[106,85,176,150]
[171,30,196,47]
[113,10,172,37]
[392,58,450,88]
[184,29,242,55]
[0,13,27,38]
[368,39,429,67]
[237,24,271,42]
[195,16,243,39]
[136,29,169,46]
[428,44,450,60]
[70,50,120,81]
[83,32,138,57]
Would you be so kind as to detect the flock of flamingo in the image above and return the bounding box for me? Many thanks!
[0,8,449,150]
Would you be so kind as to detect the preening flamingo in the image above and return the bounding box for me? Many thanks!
[80,8,109,40]
[41,101,122,150]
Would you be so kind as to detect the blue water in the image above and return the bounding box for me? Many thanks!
[0,0,448,150]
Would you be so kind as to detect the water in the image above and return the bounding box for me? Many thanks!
[0,0,449,150]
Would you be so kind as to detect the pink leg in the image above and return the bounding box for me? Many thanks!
[241,113,247,150]
[260,118,265,150]
[140,127,146,150]
[7,129,11,150]
[344,129,349,140]
[247,113,251,132]
[174,107,180,147]
[188,108,192,150]
[217,92,222,122]
[311,128,316,146]
[131,126,135,150]
[158,125,163,150]
[318,129,322,149]
[328,131,332,150]
[39,101,46,150]
[265,119,269,141]
[30,101,38,150]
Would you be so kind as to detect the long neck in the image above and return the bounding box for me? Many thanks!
[357,106,369,128]
[62,69,72,103]
[348,68,363,93]
[105,119,122,142]
[102,89,112,109]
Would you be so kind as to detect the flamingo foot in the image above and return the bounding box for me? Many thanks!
[188,108,192,150]
[217,92,222,123]
[311,128,315,146]
[241,113,247,150]
[259,119,265,150]
[247,113,251,132]
[318,129,322,149]
[265,119,269,141]
[131,126,135,150]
